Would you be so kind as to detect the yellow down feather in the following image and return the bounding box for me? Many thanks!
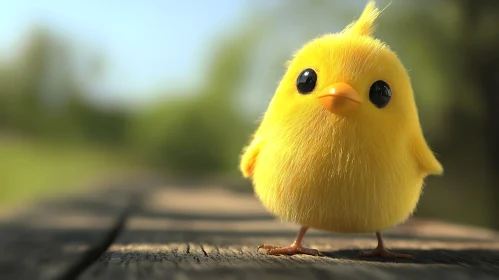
[240,0,443,233]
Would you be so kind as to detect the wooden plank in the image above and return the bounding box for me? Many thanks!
[80,185,499,279]
[0,178,142,280]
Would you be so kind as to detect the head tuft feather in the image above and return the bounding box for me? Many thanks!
[342,1,388,37]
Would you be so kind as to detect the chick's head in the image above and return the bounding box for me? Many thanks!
[267,1,420,143]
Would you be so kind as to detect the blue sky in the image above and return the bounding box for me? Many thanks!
[0,0,389,108]
[0,0,249,106]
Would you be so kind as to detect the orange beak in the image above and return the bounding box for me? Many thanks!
[318,83,362,116]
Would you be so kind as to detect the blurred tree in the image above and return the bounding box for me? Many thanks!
[0,25,130,146]
[130,21,269,175]
[2,27,53,133]
[459,0,499,229]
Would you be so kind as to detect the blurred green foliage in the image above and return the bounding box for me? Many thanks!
[0,26,135,209]
[0,26,131,144]
[1,1,498,229]
[0,137,132,207]
[129,23,266,175]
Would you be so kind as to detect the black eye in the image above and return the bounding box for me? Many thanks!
[296,68,317,94]
[369,80,392,108]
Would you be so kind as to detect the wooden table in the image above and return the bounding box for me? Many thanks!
[1,178,499,280]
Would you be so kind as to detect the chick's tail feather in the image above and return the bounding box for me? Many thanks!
[412,132,444,177]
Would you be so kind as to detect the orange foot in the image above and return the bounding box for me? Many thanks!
[258,244,319,256]
[359,246,413,259]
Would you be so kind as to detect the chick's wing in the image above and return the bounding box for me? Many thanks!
[240,135,266,178]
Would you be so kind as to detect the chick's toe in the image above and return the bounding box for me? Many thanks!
[359,247,413,259]
[258,244,319,256]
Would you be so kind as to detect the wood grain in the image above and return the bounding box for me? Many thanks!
[80,185,499,280]
[0,179,140,280]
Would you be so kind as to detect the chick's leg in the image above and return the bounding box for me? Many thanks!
[359,232,412,259]
[258,226,319,256]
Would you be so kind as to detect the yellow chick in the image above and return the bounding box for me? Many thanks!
[239,1,443,259]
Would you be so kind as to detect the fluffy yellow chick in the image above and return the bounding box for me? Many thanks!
[239,1,443,258]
